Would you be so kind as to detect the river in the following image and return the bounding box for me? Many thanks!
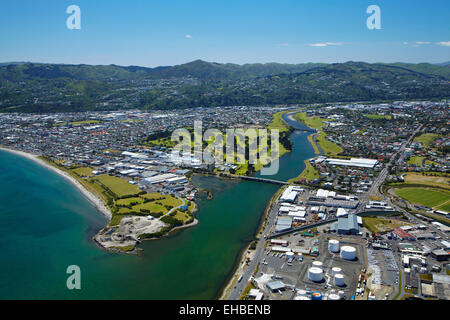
[0,112,315,299]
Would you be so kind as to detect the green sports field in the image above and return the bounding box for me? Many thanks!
[395,187,449,209]
[95,174,141,197]
[414,133,440,148]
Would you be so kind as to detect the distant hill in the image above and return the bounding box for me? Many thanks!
[0,60,326,81]
[434,61,450,67]
[0,60,448,113]
[386,62,450,80]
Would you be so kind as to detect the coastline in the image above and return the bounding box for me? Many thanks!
[0,146,112,222]
[218,185,284,300]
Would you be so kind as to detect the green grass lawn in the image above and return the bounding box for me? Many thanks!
[55,120,100,126]
[115,197,145,206]
[436,202,450,212]
[268,110,292,132]
[308,134,320,155]
[408,156,425,167]
[316,131,343,157]
[365,114,392,120]
[414,133,440,148]
[402,172,450,190]
[173,210,191,223]
[72,166,93,177]
[363,217,412,234]
[292,112,342,157]
[95,174,141,198]
[133,202,167,213]
[293,112,325,130]
[395,187,450,209]
[289,160,320,182]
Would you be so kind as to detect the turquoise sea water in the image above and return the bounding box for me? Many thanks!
[0,115,315,299]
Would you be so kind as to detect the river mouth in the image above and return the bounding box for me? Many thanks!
[0,112,317,299]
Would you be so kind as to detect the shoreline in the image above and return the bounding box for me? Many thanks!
[217,112,300,300]
[0,146,202,254]
[218,110,310,300]
[0,146,112,222]
[218,185,284,300]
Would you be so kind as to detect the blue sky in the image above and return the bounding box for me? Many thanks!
[0,0,449,67]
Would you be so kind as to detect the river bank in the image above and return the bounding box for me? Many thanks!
[218,110,319,300]
[218,185,286,299]
[0,146,112,221]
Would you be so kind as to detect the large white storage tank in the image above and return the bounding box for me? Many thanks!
[328,239,340,253]
[332,267,342,276]
[297,289,308,297]
[294,296,310,300]
[312,261,323,268]
[340,246,356,260]
[328,293,340,300]
[334,273,345,287]
[308,267,323,282]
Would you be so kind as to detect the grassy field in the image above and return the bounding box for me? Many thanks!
[363,217,412,234]
[172,210,192,223]
[55,120,100,126]
[268,111,289,132]
[403,173,450,190]
[145,111,291,176]
[436,202,450,213]
[308,134,320,155]
[40,158,189,228]
[395,187,450,209]
[414,133,440,148]
[365,114,392,120]
[293,112,325,130]
[145,136,177,148]
[133,202,167,213]
[289,160,320,183]
[293,112,342,157]
[115,197,145,206]
[229,111,292,175]
[316,131,343,157]
[407,156,425,167]
[72,166,93,177]
[95,174,141,198]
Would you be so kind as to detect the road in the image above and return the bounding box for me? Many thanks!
[226,124,429,300]
[226,194,280,300]
[357,124,423,211]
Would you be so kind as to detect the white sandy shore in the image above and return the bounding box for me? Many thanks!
[0,146,112,221]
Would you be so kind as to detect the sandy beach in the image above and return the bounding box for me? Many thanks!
[0,146,112,221]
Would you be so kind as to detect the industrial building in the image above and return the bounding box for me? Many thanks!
[267,281,286,292]
[331,214,360,235]
[325,157,379,169]
[307,196,359,209]
[393,227,416,241]
[279,186,303,203]
[430,249,449,261]
[275,216,293,232]
[143,173,178,184]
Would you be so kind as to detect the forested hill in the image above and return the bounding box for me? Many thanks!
[0,60,449,113]
[0,60,327,81]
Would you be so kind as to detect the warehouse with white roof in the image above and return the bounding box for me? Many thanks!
[325,157,379,168]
